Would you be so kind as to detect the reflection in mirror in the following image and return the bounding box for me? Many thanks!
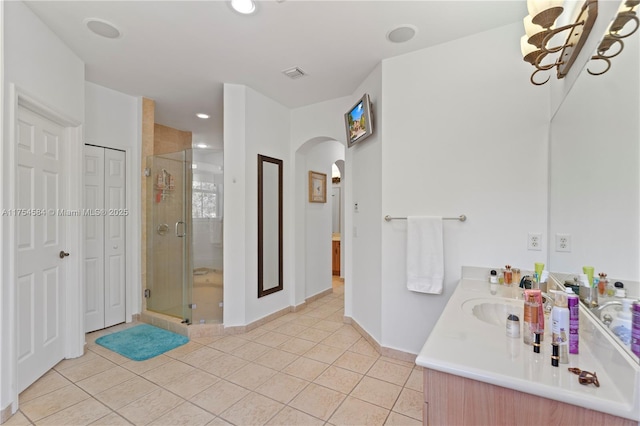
[549,16,639,364]
[258,154,283,297]
[548,31,639,280]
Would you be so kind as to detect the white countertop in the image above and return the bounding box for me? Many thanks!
[416,274,640,422]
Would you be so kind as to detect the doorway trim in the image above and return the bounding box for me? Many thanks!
[6,84,84,412]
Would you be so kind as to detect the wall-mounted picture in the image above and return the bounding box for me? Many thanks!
[308,171,327,203]
[344,93,374,147]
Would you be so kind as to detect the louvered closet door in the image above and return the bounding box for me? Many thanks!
[84,145,126,332]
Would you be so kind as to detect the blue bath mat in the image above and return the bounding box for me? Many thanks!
[95,324,188,361]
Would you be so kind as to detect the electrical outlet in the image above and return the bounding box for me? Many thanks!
[555,233,571,252]
[527,232,542,251]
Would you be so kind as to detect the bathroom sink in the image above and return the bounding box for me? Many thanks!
[461,298,523,327]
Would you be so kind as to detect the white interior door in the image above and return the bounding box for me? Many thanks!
[104,148,126,328]
[83,146,105,332]
[83,146,126,332]
[16,105,67,393]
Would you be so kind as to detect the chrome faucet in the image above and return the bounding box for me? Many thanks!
[592,300,622,325]
[541,292,555,313]
[594,300,622,312]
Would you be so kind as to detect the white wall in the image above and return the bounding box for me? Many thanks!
[549,34,639,281]
[84,81,142,320]
[1,0,85,415]
[290,97,351,307]
[348,64,384,343]
[223,84,292,326]
[380,22,549,354]
[305,141,344,298]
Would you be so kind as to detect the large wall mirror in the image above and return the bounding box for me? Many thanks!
[258,154,283,297]
[548,25,639,281]
[548,8,639,363]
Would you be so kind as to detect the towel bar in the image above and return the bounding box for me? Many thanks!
[384,215,467,222]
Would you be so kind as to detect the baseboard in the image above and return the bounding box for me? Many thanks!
[306,287,334,303]
[344,315,417,364]
[225,305,292,335]
[0,404,12,424]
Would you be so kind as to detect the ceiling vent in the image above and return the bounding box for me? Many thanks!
[282,67,306,79]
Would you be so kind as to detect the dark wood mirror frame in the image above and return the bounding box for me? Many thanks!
[257,154,283,298]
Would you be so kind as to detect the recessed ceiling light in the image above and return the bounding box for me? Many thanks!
[196,143,209,149]
[231,0,256,15]
[387,25,417,43]
[196,113,210,119]
[84,18,121,39]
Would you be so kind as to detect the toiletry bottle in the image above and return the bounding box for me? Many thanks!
[506,314,520,338]
[525,289,544,342]
[551,290,569,364]
[598,272,608,296]
[567,288,579,354]
[489,270,498,284]
[614,282,626,298]
[503,265,513,286]
[523,294,539,345]
[512,268,521,285]
[632,300,640,357]
[609,298,634,347]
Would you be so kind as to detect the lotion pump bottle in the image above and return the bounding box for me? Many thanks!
[551,290,570,364]
[609,298,633,346]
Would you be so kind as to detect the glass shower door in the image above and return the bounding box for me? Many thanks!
[146,151,193,323]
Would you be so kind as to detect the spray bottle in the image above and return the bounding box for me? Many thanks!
[551,290,569,364]
[566,288,579,354]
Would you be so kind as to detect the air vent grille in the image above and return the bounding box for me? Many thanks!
[282,67,306,79]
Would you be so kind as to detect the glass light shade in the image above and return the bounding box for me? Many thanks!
[527,0,565,16]
[521,35,537,57]
[523,15,544,37]
[231,0,255,14]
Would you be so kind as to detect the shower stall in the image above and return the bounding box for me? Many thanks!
[145,149,223,324]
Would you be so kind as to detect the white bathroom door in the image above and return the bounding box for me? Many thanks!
[16,105,67,393]
[83,146,126,332]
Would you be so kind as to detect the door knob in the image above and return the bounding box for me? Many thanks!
[59,251,70,259]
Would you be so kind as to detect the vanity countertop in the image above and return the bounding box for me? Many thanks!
[415,275,640,421]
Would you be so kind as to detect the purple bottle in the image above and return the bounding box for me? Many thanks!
[632,300,640,358]
[567,289,579,354]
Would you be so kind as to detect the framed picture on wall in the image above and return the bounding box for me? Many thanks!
[308,171,327,203]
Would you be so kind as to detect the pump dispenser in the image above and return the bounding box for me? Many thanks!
[551,290,570,364]
[610,298,634,346]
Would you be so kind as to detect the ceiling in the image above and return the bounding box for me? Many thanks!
[24,1,527,148]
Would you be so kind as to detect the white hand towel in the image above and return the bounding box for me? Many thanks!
[406,216,444,294]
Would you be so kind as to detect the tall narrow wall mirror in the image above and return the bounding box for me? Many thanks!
[258,154,283,297]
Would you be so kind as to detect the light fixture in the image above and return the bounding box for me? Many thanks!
[231,0,256,15]
[587,0,639,75]
[521,0,598,85]
[84,18,121,39]
[196,113,210,119]
[386,25,417,43]
[196,143,209,149]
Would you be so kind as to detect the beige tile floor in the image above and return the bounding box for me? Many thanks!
[8,283,423,426]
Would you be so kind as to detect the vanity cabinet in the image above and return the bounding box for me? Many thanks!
[423,369,635,425]
[332,240,340,276]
